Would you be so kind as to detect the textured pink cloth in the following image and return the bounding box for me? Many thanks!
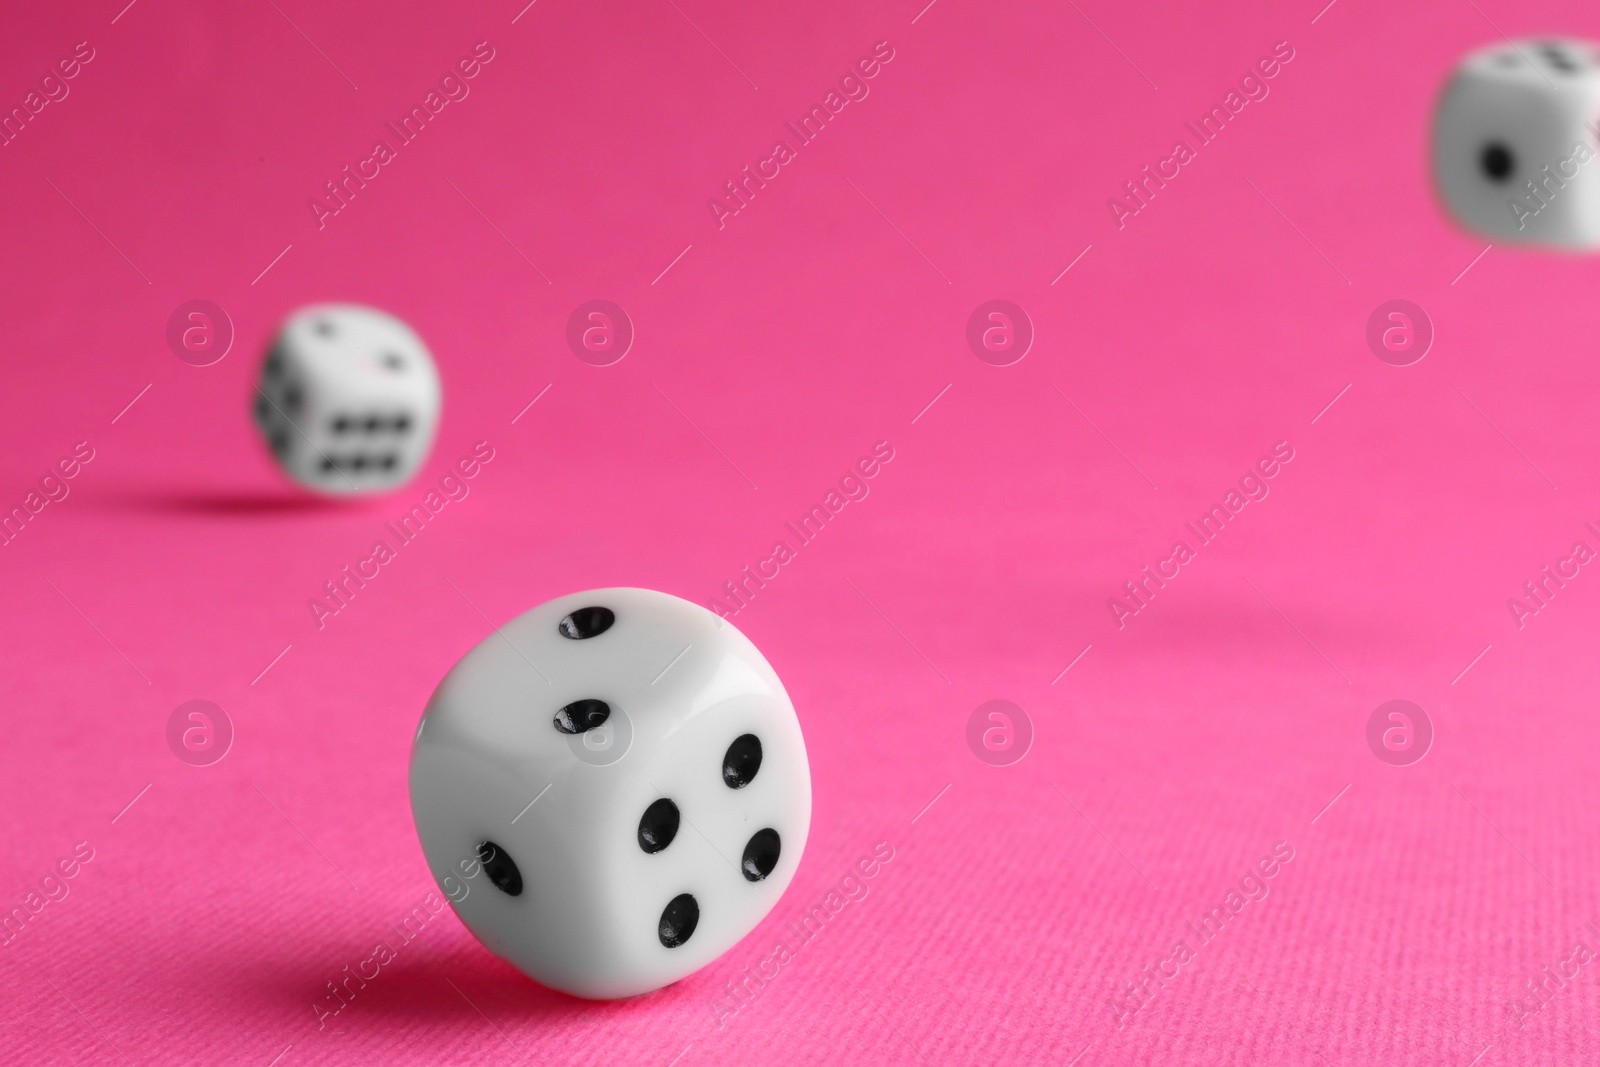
[3,0,1600,1063]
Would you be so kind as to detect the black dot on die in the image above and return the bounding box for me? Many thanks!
[1480,142,1514,182]
[722,734,762,789]
[638,798,680,853]
[314,320,335,338]
[381,352,405,371]
[554,698,610,735]
[658,893,699,948]
[741,828,781,882]
[477,840,523,897]
[558,606,615,640]
[1542,45,1577,72]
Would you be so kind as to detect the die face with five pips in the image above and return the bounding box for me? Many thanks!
[252,303,441,495]
[409,588,811,999]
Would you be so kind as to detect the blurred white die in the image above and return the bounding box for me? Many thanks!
[1433,38,1600,248]
[409,588,811,1000]
[252,304,441,494]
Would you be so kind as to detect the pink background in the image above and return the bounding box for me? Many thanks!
[4,0,1600,1063]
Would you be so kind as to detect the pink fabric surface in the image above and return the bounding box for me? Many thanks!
[4,0,1600,1063]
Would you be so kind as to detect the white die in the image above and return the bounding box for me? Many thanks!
[409,588,812,1000]
[1433,38,1600,248]
[252,304,441,494]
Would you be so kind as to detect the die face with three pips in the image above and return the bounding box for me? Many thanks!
[409,588,811,1000]
[252,303,441,495]
[1433,38,1600,248]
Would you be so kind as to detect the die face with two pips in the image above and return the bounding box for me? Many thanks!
[252,303,441,495]
[409,588,811,1000]
[1433,38,1600,248]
